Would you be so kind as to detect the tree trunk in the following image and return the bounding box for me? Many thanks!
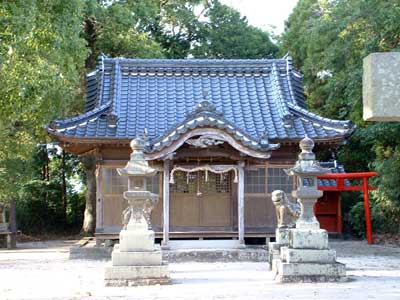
[81,155,97,235]
[61,149,67,226]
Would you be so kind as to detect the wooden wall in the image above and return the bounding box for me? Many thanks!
[96,142,343,236]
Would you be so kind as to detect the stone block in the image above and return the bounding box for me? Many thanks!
[119,229,155,252]
[168,239,240,249]
[104,264,170,286]
[268,242,281,270]
[111,249,162,266]
[275,228,290,245]
[271,258,280,274]
[289,229,328,249]
[281,247,337,263]
[275,262,346,283]
[363,52,400,121]
[0,223,9,232]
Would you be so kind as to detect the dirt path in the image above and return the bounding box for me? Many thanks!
[0,240,399,300]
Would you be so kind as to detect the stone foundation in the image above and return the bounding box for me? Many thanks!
[105,227,170,286]
[275,228,346,283]
[105,264,170,286]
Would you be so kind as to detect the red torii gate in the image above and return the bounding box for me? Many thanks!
[317,172,378,244]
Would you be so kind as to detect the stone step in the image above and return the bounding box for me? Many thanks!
[69,244,268,262]
[168,240,241,250]
[276,262,346,279]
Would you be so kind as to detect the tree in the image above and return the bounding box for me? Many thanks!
[191,1,278,58]
[0,0,88,201]
[80,155,97,234]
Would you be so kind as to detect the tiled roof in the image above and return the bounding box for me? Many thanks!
[48,55,355,152]
[318,162,350,187]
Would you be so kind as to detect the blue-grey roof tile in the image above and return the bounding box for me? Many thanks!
[49,56,355,151]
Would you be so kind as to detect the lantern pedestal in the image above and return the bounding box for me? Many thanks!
[275,211,346,283]
[105,197,170,286]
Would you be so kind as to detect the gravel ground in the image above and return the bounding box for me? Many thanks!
[1,240,400,300]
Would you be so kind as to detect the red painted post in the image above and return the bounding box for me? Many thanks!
[337,193,343,233]
[362,177,374,244]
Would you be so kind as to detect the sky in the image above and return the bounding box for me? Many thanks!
[220,0,299,35]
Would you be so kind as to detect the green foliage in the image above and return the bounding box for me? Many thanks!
[349,202,367,237]
[350,196,400,237]
[15,146,85,234]
[83,0,277,62]
[281,0,400,124]
[191,1,278,58]
[83,0,165,67]
[281,0,400,235]
[0,0,88,200]
[17,180,64,234]
[16,179,85,234]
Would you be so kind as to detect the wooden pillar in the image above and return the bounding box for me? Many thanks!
[162,160,170,249]
[237,161,245,247]
[95,164,103,233]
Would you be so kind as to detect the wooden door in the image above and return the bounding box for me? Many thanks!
[170,171,232,229]
[170,172,200,227]
[199,172,231,227]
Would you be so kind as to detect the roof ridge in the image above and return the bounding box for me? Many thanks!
[285,55,297,106]
[270,62,291,119]
[110,59,121,116]
[49,102,111,130]
[287,103,354,130]
[99,55,290,69]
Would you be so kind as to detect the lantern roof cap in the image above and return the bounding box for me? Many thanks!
[118,138,157,177]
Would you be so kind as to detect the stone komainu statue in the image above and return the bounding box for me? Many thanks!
[271,190,301,228]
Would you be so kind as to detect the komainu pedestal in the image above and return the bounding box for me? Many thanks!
[104,139,170,286]
[274,137,346,283]
[268,190,300,271]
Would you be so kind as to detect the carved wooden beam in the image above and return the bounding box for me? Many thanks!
[146,128,272,160]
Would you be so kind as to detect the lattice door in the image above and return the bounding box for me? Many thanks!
[170,170,232,228]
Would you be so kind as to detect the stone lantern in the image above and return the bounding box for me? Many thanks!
[104,138,170,286]
[274,136,346,283]
[285,136,328,230]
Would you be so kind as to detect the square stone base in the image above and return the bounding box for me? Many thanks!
[119,229,155,252]
[275,262,346,283]
[289,229,328,249]
[111,249,162,266]
[104,264,170,286]
[281,247,337,263]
